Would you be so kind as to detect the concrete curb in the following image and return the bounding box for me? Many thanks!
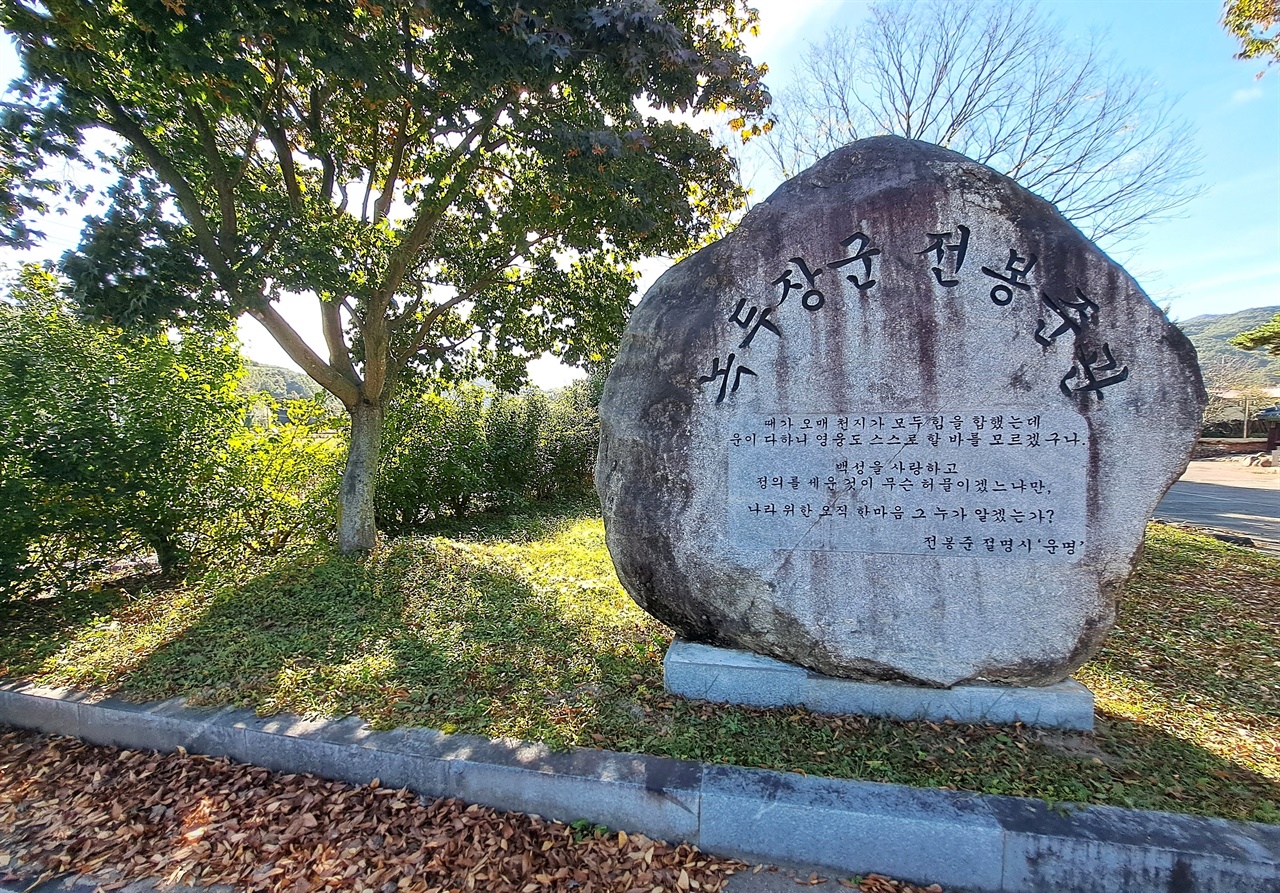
[1,682,1276,893]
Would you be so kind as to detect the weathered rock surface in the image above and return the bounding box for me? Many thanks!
[596,136,1206,687]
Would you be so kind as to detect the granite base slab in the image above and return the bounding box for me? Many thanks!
[664,640,1095,731]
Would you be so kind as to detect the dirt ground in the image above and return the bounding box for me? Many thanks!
[1177,456,1280,488]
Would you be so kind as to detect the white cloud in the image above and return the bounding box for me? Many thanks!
[1232,85,1265,104]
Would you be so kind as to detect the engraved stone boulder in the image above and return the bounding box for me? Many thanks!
[596,136,1206,687]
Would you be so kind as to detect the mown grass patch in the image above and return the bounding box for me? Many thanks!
[2,515,1276,824]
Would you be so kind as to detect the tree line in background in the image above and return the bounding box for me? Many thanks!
[0,264,599,599]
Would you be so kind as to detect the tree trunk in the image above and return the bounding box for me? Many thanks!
[338,401,384,553]
[150,533,183,577]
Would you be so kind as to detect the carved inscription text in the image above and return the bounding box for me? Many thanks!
[727,410,1089,560]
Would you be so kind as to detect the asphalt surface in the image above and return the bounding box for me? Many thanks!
[1154,458,1280,552]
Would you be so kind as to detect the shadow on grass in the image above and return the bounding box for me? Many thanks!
[0,570,158,678]
[395,498,603,544]
[73,533,658,747]
[1099,528,1280,722]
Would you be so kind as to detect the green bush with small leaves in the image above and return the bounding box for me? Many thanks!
[211,395,346,556]
[377,384,490,527]
[376,378,601,526]
[0,265,243,590]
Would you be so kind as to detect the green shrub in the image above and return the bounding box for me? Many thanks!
[377,384,489,527]
[375,377,601,526]
[211,396,345,556]
[533,378,601,501]
[0,265,243,589]
[484,389,545,510]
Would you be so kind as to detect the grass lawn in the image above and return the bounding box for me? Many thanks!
[2,510,1277,825]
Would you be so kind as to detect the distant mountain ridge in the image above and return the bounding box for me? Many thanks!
[240,359,324,403]
[1176,306,1280,382]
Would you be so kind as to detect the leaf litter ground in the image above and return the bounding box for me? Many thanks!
[0,727,939,893]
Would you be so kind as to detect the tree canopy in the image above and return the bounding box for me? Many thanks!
[1224,0,1280,69]
[1232,311,1280,356]
[759,0,1201,245]
[1,0,770,550]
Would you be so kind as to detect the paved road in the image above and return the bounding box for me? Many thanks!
[1154,459,1280,552]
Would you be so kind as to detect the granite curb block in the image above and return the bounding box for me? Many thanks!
[2,682,1277,893]
[664,640,1097,731]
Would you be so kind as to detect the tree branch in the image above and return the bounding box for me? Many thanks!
[247,301,361,408]
[373,102,510,316]
[393,232,549,369]
[230,57,285,191]
[373,102,412,222]
[99,94,238,293]
[320,297,359,384]
[306,84,337,204]
[268,124,303,207]
[185,99,238,248]
[762,0,1200,243]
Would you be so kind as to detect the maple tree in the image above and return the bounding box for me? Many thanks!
[1,0,769,551]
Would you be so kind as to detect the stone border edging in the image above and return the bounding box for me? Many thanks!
[664,640,1096,731]
[1,682,1276,893]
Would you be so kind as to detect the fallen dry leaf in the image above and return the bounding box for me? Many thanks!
[0,726,944,893]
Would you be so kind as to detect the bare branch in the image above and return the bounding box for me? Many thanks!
[760,0,1203,245]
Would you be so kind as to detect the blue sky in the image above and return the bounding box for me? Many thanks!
[741,0,1279,323]
[2,0,1277,380]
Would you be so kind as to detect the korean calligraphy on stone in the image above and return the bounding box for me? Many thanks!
[1036,288,1098,347]
[773,257,827,311]
[827,232,882,292]
[730,298,781,348]
[702,224,1130,407]
[1060,343,1129,399]
[918,225,970,287]
[981,249,1037,305]
[700,353,757,404]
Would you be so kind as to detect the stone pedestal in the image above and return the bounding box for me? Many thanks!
[664,640,1094,731]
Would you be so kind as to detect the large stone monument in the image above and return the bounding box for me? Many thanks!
[596,137,1205,725]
